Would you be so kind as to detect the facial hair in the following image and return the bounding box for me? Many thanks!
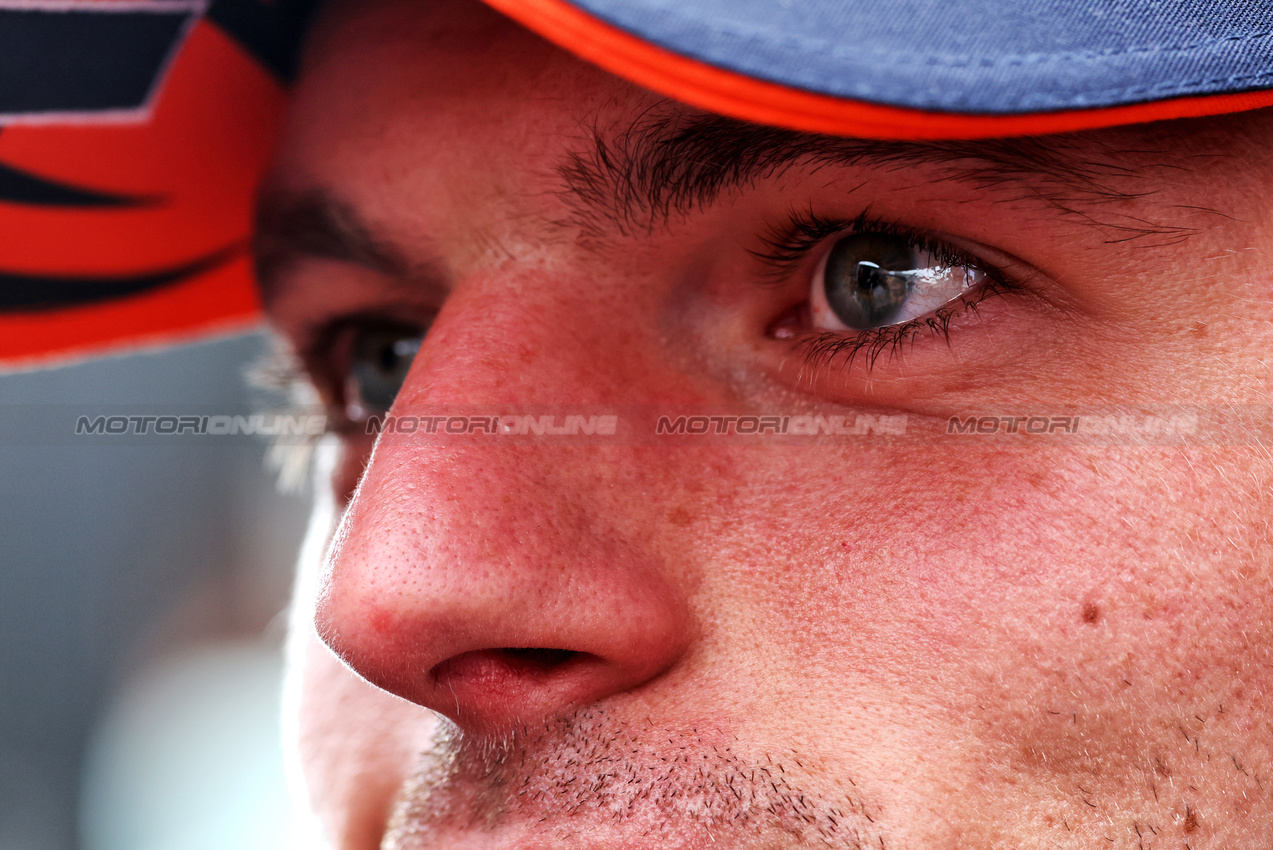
[382,707,885,850]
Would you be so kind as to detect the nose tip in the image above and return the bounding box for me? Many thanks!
[315,447,691,736]
[318,567,689,735]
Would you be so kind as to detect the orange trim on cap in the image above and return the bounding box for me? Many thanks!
[482,0,1273,139]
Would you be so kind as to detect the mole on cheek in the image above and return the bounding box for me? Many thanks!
[1081,602,1101,624]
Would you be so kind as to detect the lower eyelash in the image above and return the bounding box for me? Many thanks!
[790,281,1002,380]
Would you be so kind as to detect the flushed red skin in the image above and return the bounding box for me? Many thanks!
[269,2,1273,848]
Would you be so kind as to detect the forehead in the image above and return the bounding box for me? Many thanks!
[280,0,642,179]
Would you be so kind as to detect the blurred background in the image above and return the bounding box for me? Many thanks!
[0,330,314,850]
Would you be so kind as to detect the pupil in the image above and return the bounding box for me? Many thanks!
[824,233,916,329]
[378,343,398,373]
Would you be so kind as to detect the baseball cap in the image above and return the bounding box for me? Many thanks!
[2,0,1271,366]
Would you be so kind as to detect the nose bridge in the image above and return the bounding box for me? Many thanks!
[317,279,692,734]
[408,265,642,404]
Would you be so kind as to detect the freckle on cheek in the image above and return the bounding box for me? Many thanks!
[667,507,693,527]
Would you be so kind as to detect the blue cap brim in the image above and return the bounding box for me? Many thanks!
[484,0,1273,137]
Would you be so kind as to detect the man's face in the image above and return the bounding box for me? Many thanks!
[260,1,1273,847]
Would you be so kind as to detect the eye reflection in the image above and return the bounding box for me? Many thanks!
[813,232,987,332]
[345,323,422,419]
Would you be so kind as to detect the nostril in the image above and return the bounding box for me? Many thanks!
[496,647,578,671]
[430,647,587,690]
[427,648,600,728]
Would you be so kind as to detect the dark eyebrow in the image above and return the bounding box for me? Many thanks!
[253,188,413,305]
[556,106,1200,243]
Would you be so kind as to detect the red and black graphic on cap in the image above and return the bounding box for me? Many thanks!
[0,0,318,365]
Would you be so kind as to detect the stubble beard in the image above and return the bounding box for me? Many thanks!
[381,707,885,850]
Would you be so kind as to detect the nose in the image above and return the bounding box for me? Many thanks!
[315,292,692,736]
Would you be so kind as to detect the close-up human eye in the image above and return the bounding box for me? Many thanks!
[346,322,423,418]
[761,213,1017,376]
[315,319,425,426]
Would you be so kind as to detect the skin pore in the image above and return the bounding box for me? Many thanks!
[262,0,1273,847]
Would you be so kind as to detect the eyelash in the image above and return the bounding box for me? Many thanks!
[754,207,1019,374]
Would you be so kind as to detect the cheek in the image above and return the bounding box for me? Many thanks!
[291,633,440,850]
[671,443,1273,728]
